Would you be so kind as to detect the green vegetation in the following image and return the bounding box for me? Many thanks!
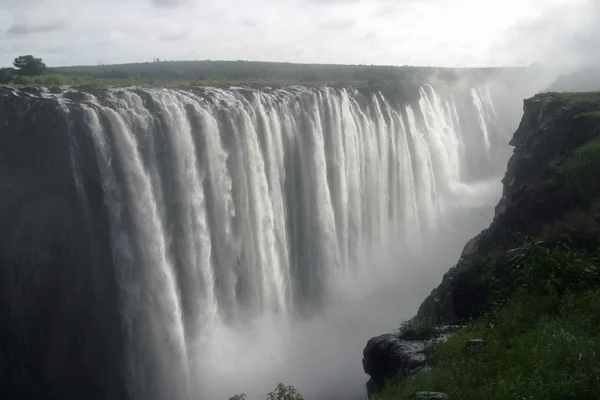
[581,111,600,119]
[399,318,437,340]
[372,135,600,399]
[0,55,47,84]
[562,139,600,198]
[12,55,46,76]
[373,240,600,400]
[229,383,304,400]
[554,91,600,103]
[1,54,536,88]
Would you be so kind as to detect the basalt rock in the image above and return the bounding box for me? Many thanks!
[0,87,126,400]
[362,326,460,396]
[416,92,600,324]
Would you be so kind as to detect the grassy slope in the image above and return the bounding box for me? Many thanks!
[372,96,600,400]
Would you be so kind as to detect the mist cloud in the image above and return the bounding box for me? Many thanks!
[491,0,600,69]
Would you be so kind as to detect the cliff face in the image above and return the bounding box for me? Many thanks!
[416,92,600,324]
[0,88,126,399]
[0,82,512,400]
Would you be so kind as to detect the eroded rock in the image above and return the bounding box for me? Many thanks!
[363,326,461,396]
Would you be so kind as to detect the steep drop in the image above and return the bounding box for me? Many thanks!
[1,83,509,399]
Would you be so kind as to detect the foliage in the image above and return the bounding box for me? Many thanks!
[553,91,600,104]
[580,110,600,119]
[0,58,540,88]
[51,60,500,85]
[540,206,600,244]
[229,383,304,400]
[372,241,600,400]
[509,240,600,297]
[0,67,16,84]
[267,383,304,400]
[399,318,437,340]
[562,139,600,198]
[12,55,46,76]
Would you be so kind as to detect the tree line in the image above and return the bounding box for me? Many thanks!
[1,54,534,88]
[0,55,47,84]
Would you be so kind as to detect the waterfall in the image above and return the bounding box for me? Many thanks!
[45,84,505,399]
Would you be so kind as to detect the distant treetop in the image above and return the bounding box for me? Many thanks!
[13,55,46,76]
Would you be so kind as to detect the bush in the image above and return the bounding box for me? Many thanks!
[509,240,600,297]
[229,383,304,400]
[540,207,594,243]
[562,139,600,198]
[399,318,437,340]
[373,240,600,400]
[373,288,600,400]
[267,384,304,400]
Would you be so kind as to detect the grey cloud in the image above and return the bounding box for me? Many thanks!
[495,0,600,68]
[149,0,189,8]
[159,30,191,41]
[6,18,68,36]
[304,0,421,3]
[0,0,43,9]
[240,19,259,29]
[318,19,356,30]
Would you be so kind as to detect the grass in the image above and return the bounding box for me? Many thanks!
[0,73,421,90]
[540,207,597,243]
[376,289,600,400]
[373,290,600,400]
[399,318,437,340]
[372,238,600,400]
[3,74,334,88]
[553,91,600,104]
[562,139,600,197]
[581,110,600,119]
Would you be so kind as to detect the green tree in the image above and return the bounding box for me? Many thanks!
[0,67,16,84]
[13,55,46,76]
[267,384,304,400]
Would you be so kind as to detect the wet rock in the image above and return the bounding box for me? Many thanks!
[363,333,427,395]
[363,326,462,396]
[416,92,600,326]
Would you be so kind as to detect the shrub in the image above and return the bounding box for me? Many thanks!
[509,240,600,297]
[562,139,600,198]
[399,318,437,340]
[267,384,304,400]
[372,239,600,400]
[228,383,304,400]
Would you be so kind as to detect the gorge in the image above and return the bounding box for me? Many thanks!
[0,76,552,400]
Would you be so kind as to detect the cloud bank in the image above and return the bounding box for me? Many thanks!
[0,0,597,70]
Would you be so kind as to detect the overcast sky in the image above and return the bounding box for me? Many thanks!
[0,0,598,67]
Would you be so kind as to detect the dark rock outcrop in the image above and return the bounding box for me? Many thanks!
[361,92,600,396]
[416,92,600,324]
[362,326,460,395]
[0,87,126,399]
[363,333,427,394]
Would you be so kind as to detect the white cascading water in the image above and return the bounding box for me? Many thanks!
[54,84,504,400]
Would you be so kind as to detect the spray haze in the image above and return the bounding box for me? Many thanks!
[42,83,522,399]
[2,0,600,399]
